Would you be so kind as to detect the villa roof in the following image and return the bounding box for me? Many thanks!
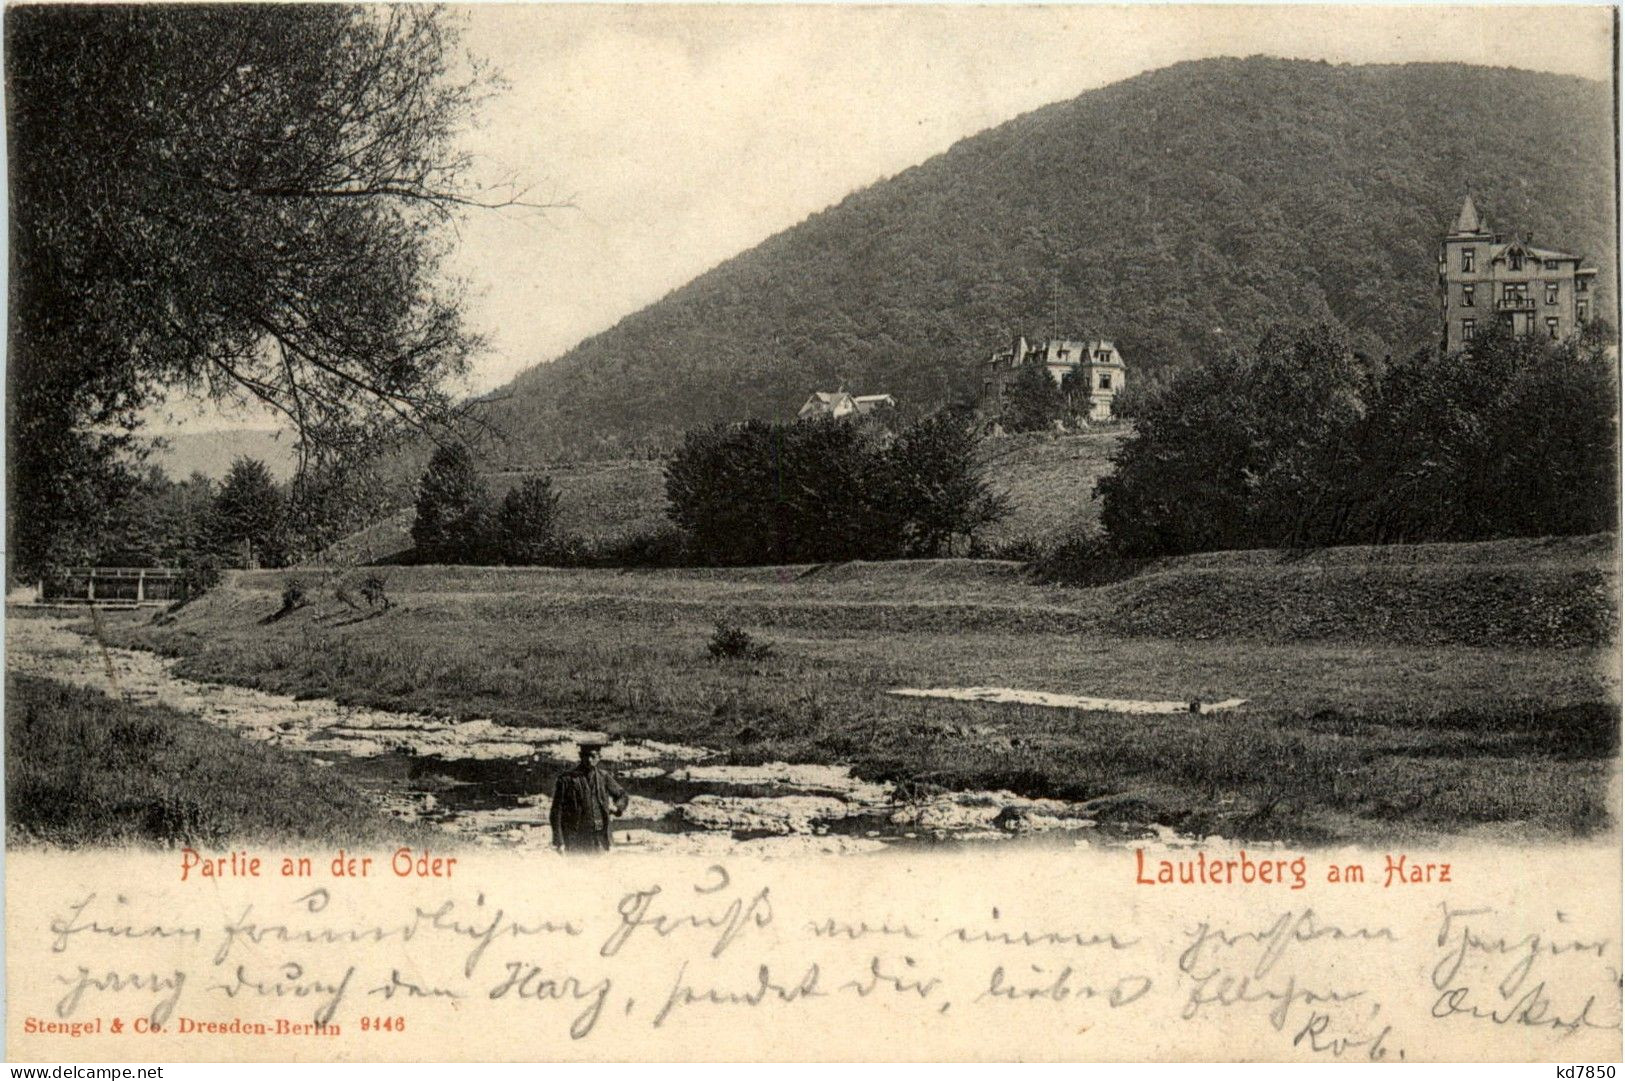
[1452,194,1485,234]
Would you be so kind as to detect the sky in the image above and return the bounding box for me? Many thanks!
[157,2,1617,431]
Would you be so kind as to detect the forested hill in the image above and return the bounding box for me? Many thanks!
[482,57,1616,462]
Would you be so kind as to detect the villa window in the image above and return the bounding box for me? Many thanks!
[1547,317,1560,340]
[1461,248,1475,272]
[1462,284,1474,307]
[1463,318,1476,341]
[1578,277,1589,293]
[1509,252,1524,271]
[1098,373,1112,390]
[1578,300,1589,322]
[1545,259,1561,270]
[1546,282,1559,306]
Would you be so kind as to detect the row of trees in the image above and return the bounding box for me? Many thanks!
[406,411,1008,569]
[665,411,1006,565]
[96,459,279,570]
[411,444,563,565]
[1094,321,1617,559]
[98,320,1621,576]
[90,455,406,573]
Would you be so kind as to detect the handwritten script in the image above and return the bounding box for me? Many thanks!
[10,850,1621,1061]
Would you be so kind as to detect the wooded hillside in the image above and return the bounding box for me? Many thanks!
[480,57,1615,461]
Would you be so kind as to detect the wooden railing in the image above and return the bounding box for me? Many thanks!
[40,567,187,605]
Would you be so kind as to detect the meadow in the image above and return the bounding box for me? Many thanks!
[974,428,1124,550]
[96,533,1620,845]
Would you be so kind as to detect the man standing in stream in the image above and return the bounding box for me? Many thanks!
[550,739,631,853]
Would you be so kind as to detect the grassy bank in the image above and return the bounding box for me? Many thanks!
[6,673,429,847]
[97,534,1620,844]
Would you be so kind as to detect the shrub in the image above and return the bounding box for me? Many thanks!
[1030,530,1153,587]
[334,580,361,611]
[179,554,223,600]
[359,572,391,611]
[280,576,308,613]
[594,524,690,568]
[542,534,593,567]
[543,525,696,569]
[707,620,774,662]
[978,535,1045,563]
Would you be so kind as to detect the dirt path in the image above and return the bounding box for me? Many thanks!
[8,611,1174,855]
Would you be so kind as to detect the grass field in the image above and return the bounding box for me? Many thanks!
[96,533,1620,845]
[975,428,1125,550]
[6,672,429,848]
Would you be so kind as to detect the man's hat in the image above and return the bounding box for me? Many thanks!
[577,736,610,756]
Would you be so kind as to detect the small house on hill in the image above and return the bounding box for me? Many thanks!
[797,390,897,421]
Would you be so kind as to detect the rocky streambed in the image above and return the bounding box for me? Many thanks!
[8,611,1187,855]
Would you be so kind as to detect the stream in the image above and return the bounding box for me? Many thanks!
[8,611,1187,856]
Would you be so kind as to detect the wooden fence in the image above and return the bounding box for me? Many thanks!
[40,567,187,605]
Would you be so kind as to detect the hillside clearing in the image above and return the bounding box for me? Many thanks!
[321,457,672,564]
[324,429,1125,564]
[975,428,1124,549]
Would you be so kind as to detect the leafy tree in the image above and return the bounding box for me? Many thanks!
[282,455,411,564]
[211,457,286,568]
[1002,362,1066,433]
[1096,320,1616,560]
[665,418,903,566]
[1348,324,1616,543]
[884,409,1008,556]
[496,477,563,565]
[97,468,216,568]
[1508,326,1618,536]
[411,443,491,563]
[7,5,513,578]
[665,422,791,566]
[774,418,901,563]
[1098,368,1167,420]
[665,413,1010,565]
[1098,324,1372,557]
